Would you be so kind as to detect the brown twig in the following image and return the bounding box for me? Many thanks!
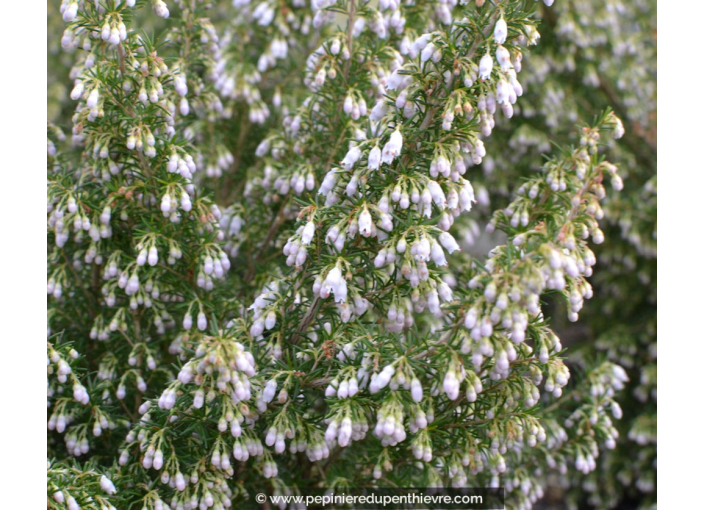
[289,295,322,345]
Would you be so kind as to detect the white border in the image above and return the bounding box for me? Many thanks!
[658,0,700,504]
[0,1,47,505]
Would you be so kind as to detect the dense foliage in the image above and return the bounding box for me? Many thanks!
[47,1,656,509]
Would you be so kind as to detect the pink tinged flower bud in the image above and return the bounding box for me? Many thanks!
[262,379,277,403]
[338,426,351,448]
[324,226,340,247]
[358,207,373,237]
[263,310,277,330]
[325,420,339,442]
[417,237,431,262]
[341,145,361,170]
[343,95,354,114]
[318,169,338,195]
[193,389,204,408]
[368,146,382,170]
[126,274,140,295]
[301,221,315,245]
[337,380,349,399]
[592,228,605,244]
[197,312,207,331]
[511,325,526,343]
[174,74,188,97]
[370,100,388,122]
[125,133,137,150]
[174,472,186,491]
[70,81,84,100]
[148,246,158,266]
[136,248,147,266]
[56,415,68,433]
[385,98,398,118]
[255,139,270,158]
[400,192,410,209]
[374,250,387,268]
[538,344,550,364]
[230,420,242,438]
[430,241,447,267]
[265,427,277,447]
[374,196,389,216]
[348,377,359,397]
[427,289,440,314]
[396,238,407,253]
[428,180,446,208]
[496,45,512,72]
[479,54,493,80]
[412,33,430,54]
[381,129,403,165]
[315,68,326,86]
[613,119,625,138]
[100,475,117,494]
[509,75,523,98]
[438,282,453,302]
[203,255,214,275]
[494,18,508,45]
[87,88,100,109]
[480,316,493,338]
[420,43,436,63]
[458,183,476,212]
[496,79,511,105]
[275,436,286,453]
[99,206,111,225]
[379,212,393,232]
[61,28,75,49]
[376,365,395,390]
[180,192,192,212]
[108,27,121,46]
[154,0,170,18]
[247,317,263,337]
[293,174,306,194]
[444,371,459,400]
[411,378,423,402]
[295,246,308,266]
[612,364,629,382]
[332,278,348,304]
[63,2,78,22]
[383,416,395,436]
[323,265,341,290]
[160,193,171,213]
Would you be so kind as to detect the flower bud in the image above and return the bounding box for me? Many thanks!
[479,54,493,80]
[494,17,508,45]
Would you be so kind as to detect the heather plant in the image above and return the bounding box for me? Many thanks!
[463,1,656,507]
[47,1,655,509]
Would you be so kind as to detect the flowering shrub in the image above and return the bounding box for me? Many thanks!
[47,1,655,509]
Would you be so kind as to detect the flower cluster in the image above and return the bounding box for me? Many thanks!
[48,460,117,510]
